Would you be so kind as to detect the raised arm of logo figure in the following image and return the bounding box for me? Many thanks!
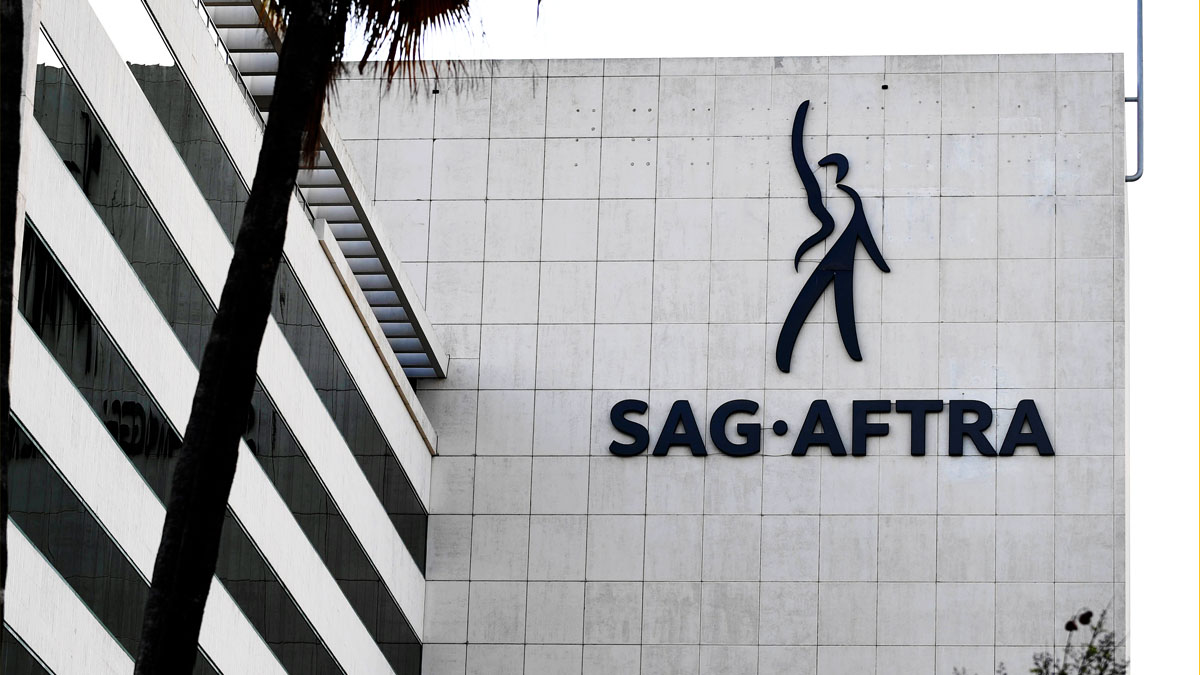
[775,101,890,372]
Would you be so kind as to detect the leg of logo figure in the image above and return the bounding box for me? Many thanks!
[776,266,835,373]
[832,269,862,362]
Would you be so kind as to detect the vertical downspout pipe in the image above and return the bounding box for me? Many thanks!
[1125,0,1143,182]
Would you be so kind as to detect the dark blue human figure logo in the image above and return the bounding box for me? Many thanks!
[776,100,890,372]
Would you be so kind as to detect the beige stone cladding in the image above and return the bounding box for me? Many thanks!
[332,53,1128,675]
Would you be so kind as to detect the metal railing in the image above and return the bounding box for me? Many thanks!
[188,0,265,131]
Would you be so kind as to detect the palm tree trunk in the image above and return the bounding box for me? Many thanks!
[0,0,26,654]
[135,2,344,671]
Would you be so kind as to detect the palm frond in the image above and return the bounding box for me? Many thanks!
[259,0,473,162]
[354,0,471,86]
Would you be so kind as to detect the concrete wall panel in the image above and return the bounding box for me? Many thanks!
[351,53,1128,674]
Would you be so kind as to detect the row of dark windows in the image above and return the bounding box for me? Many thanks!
[132,58,428,573]
[1,418,219,672]
[16,227,336,673]
[25,32,421,672]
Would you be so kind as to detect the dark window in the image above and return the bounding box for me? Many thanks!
[129,47,428,573]
[2,627,51,674]
[3,420,217,674]
[17,225,337,674]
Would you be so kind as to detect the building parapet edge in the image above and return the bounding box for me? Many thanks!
[317,216,440,456]
[317,119,451,379]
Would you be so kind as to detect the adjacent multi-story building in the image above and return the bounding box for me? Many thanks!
[7,0,1128,672]
[7,0,443,672]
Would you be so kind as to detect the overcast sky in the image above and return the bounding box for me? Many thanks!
[80,0,1200,668]
[356,0,1135,60]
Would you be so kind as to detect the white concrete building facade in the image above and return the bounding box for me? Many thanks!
[6,0,1127,669]
[330,54,1129,675]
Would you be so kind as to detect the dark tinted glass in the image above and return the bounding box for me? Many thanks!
[33,55,420,670]
[2,627,51,674]
[32,65,214,352]
[17,227,337,674]
[272,263,428,570]
[127,55,427,572]
[128,63,246,239]
[3,420,215,674]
